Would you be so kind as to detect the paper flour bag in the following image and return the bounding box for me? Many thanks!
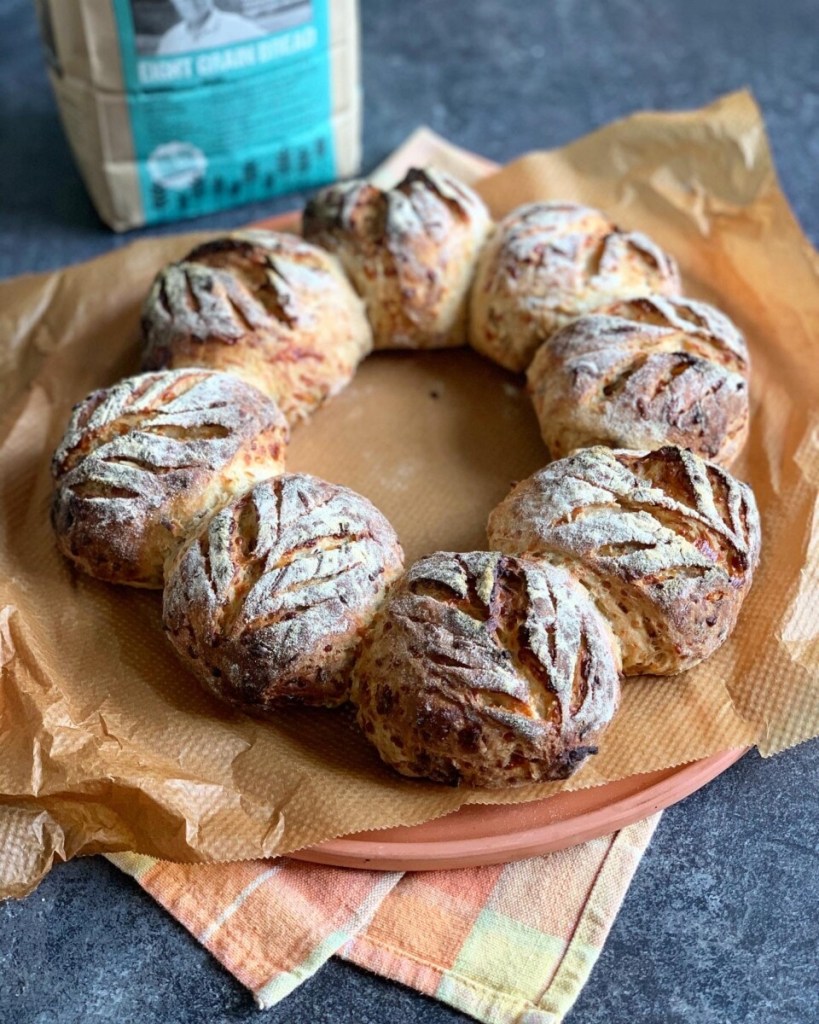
[34,0,361,230]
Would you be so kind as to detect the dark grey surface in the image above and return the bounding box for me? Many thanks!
[1,1,818,1022]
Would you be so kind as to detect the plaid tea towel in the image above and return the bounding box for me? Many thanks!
[107,813,660,1024]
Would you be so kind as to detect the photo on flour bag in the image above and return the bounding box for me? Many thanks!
[130,0,313,56]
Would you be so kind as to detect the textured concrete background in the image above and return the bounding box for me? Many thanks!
[1,1,818,1022]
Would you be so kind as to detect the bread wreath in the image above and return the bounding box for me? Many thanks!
[49,171,761,787]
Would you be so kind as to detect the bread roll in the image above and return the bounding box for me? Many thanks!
[487,446,761,676]
[528,295,750,464]
[51,369,289,588]
[470,202,681,372]
[303,168,491,349]
[141,230,372,424]
[352,550,621,787]
[163,474,404,710]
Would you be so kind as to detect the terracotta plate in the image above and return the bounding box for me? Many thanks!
[290,749,747,871]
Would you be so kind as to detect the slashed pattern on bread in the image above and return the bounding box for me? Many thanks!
[527,294,750,464]
[303,168,491,349]
[141,230,372,423]
[51,369,289,588]
[470,202,681,372]
[352,550,621,787]
[163,473,404,710]
[487,446,761,675]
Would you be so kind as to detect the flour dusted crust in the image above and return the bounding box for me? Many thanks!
[470,202,681,372]
[51,369,289,589]
[352,551,621,787]
[140,230,372,424]
[487,446,761,676]
[163,473,404,710]
[302,168,492,350]
[528,295,750,464]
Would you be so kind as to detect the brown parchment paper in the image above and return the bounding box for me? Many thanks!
[1,91,818,900]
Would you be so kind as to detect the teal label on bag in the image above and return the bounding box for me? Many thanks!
[111,0,336,225]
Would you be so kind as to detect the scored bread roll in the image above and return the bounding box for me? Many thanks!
[303,167,492,350]
[487,446,761,676]
[51,369,289,588]
[351,550,621,787]
[470,202,681,372]
[141,230,372,424]
[163,473,404,711]
[527,294,751,464]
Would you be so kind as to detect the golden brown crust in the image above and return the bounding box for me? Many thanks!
[303,168,492,350]
[527,295,750,464]
[140,230,372,424]
[163,473,404,711]
[51,369,289,588]
[351,550,621,787]
[470,202,681,372]
[487,446,761,676]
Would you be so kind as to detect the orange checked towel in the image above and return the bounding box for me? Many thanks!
[107,813,659,1023]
